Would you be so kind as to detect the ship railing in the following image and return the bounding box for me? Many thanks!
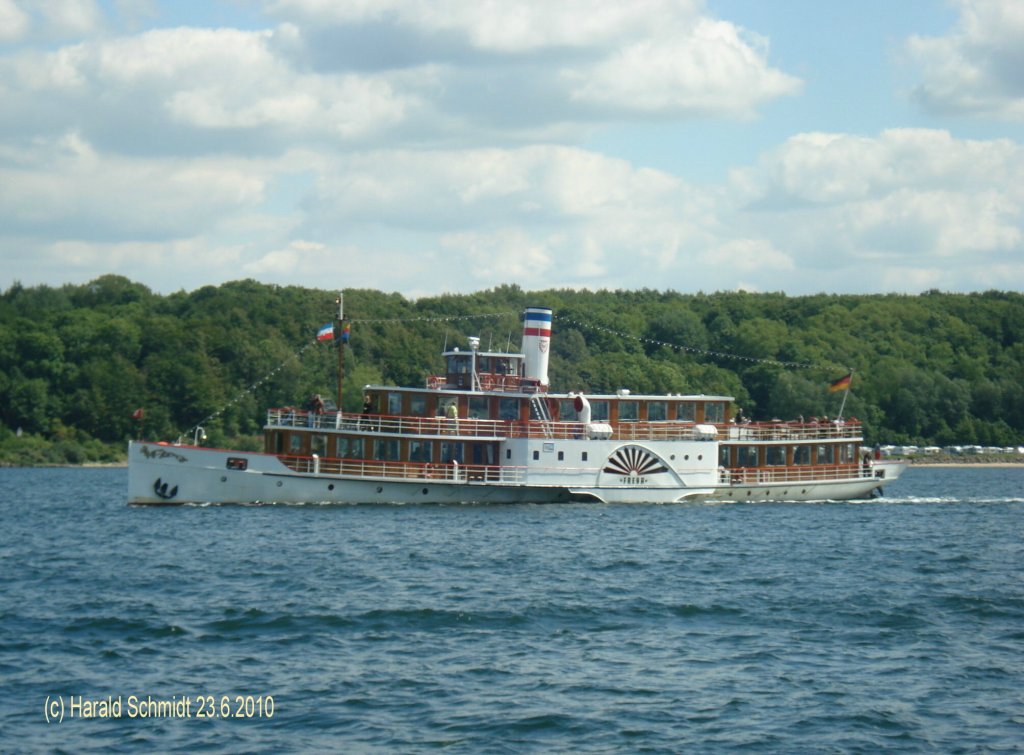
[718,463,872,485]
[267,410,862,443]
[277,454,526,484]
[722,420,861,441]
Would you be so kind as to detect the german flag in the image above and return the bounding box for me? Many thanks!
[829,373,853,392]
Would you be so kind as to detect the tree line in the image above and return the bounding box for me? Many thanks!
[1,275,1021,464]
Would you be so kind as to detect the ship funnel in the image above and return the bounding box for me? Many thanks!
[522,306,552,387]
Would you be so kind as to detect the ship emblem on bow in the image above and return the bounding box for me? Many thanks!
[153,478,178,500]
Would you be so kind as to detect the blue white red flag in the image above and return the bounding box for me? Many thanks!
[316,323,334,342]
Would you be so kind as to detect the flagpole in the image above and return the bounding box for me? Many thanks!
[837,369,853,421]
[336,292,344,411]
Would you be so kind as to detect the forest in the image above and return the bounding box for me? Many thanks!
[1,275,1022,465]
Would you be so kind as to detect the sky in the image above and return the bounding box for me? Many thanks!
[1,0,1022,297]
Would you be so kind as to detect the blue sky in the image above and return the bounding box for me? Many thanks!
[1,0,1022,296]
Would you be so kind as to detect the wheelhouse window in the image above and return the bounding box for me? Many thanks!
[675,402,696,422]
[647,401,667,421]
[447,355,471,374]
[387,392,402,415]
[618,401,638,421]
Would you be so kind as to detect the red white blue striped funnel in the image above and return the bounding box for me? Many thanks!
[522,307,552,387]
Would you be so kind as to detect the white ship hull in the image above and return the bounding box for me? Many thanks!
[128,441,905,505]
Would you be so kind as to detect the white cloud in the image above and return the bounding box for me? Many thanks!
[0,0,30,42]
[907,0,1024,120]
[729,129,1023,288]
[269,0,799,120]
[0,132,268,240]
[565,18,801,115]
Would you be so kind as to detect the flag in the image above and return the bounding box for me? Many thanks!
[316,323,334,342]
[132,408,144,420]
[829,373,852,392]
[341,322,350,343]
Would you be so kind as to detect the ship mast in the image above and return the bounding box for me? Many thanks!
[336,292,344,410]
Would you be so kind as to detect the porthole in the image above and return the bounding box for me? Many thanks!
[670,454,676,460]
[684,455,689,461]
[697,455,703,461]
[276,481,283,487]
[376,486,383,493]
[328,484,334,491]
[422,488,429,495]
[220,476,227,482]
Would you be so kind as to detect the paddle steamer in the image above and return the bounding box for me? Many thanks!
[128,307,905,504]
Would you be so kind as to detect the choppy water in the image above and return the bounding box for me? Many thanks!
[2,466,1023,752]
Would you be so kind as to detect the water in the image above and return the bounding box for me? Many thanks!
[2,466,1023,753]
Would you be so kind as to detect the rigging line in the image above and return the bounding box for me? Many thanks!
[178,340,316,444]
[559,316,818,370]
[347,311,518,324]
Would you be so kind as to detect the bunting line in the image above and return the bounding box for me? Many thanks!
[348,311,517,324]
[559,316,819,370]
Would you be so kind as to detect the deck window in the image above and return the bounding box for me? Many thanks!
[498,398,519,421]
[374,439,400,461]
[618,401,638,421]
[468,396,488,419]
[675,402,696,422]
[647,401,667,421]
[441,442,464,464]
[409,394,427,416]
[737,446,759,467]
[816,445,834,464]
[338,437,364,459]
[590,400,609,422]
[704,402,725,423]
[409,440,432,463]
[311,434,327,456]
[289,434,302,453]
[793,445,812,465]
[765,446,786,466]
[558,399,577,420]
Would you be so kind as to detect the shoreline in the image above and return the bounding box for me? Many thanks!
[907,461,1024,468]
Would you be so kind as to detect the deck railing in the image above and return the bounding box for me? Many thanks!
[719,463,875,485]
[267,409,863,443]
[278,454,524,484]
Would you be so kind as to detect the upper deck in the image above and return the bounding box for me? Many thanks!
[266,408,863,443]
